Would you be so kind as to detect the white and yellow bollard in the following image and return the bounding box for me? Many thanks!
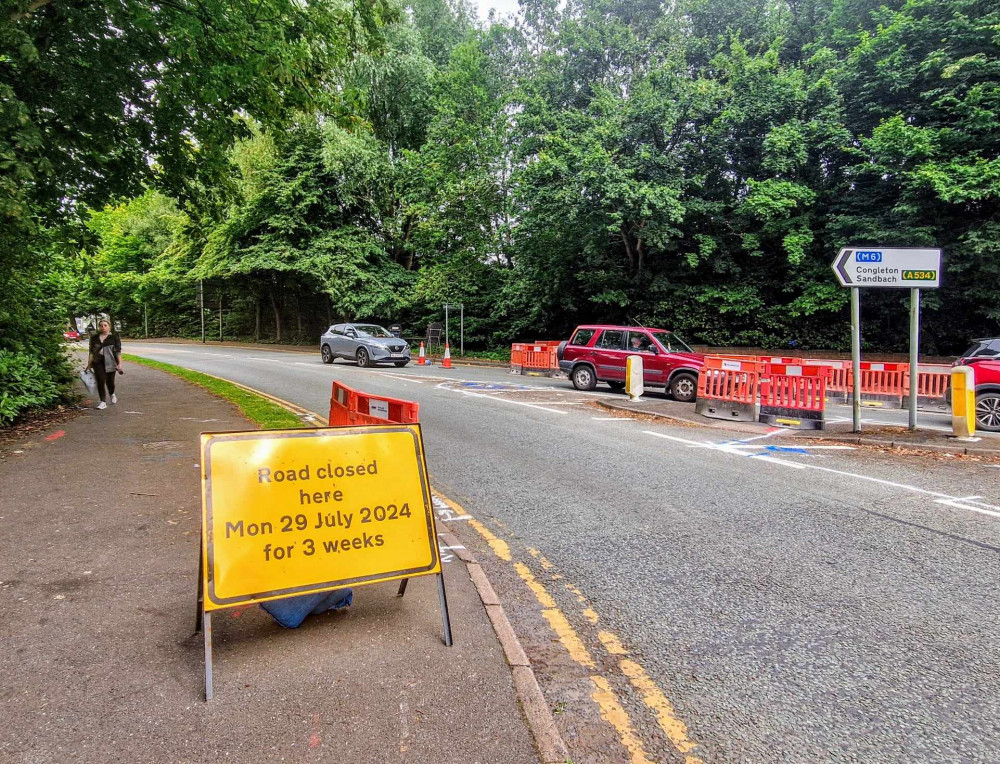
[626,355,644,401]
[951,365,976,439]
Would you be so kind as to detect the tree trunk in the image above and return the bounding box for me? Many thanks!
[296,297,303,338]
[254,298,261,342]
[620,227,636,273]
[269,291,283,342]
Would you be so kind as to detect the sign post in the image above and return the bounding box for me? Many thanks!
[196,424,450,700]
[832,247,941,433]
[443,303,464,356]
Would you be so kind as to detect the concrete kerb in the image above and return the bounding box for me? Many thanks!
[193,372,571,764]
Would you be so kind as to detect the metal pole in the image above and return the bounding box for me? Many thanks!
[436,573,454,647]
[219,293,223,342]
[460,305,464,357]
[908,288,920,431]
[199,280,205,343]
[203,611,213,700]
[444,305,449,347]
[851,287,862,433]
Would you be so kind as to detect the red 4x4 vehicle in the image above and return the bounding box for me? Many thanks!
[557,325,705,401]
[954,338,1000,432]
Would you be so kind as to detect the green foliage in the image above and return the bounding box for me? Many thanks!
[10,0,1000,396]
[0,351,62,426]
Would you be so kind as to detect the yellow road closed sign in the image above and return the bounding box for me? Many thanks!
[200,425,440,610]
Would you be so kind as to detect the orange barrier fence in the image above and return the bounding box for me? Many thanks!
[904,364,951,408]
[510,343,525,374]
[696,358,759,422]
[512,342,561,376]
[329,381,419,426]
[759,365,826,429]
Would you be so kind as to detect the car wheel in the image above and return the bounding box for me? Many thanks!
[607,381,625,391]
[321,344,334,364]
[571,365,597,391]
[976,392,1000,432]
[356,348,371,368]
[670,373,698,403]
[394,361,408,367]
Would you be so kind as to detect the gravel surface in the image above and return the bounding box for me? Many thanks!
[124,342,1000,763]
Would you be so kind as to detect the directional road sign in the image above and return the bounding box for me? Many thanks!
[832,247,941,289]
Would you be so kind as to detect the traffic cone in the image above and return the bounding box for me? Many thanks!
[417,342,427,365]
[442,343,452,368]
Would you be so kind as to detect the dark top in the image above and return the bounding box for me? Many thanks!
[89,333,122,370]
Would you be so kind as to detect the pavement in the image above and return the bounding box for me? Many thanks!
[106,342,1000,764]
[0,363,550,763]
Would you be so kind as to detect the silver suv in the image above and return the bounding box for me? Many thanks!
[320,323,411,368]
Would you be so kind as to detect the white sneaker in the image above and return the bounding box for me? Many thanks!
[111,394,117,404]
[97,401,107,410]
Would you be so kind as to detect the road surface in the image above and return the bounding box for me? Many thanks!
[125,342,1000,763]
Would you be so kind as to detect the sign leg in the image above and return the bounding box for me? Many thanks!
[436,572,454,647]
[397,578,409,597]
[203,610,214,701]
[195,534,204,633]
[851,287,862,433]
[909,288,920,431]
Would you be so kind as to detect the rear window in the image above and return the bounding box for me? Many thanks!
[570,328,596,346]
[596,330,625,349]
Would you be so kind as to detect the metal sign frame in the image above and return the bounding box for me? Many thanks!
[443,303,464,356]
[194,424,453,700]
[832,246,942,433]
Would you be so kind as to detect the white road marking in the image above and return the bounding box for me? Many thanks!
[642,430,1000,519]
[382,373,426,383]
[438,384,569,415]
[592,417,630,421]
[732,429,784,442]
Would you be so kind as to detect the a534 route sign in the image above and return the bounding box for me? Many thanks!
[832,247,942,289]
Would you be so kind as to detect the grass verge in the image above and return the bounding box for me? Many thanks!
[123,354,303,429]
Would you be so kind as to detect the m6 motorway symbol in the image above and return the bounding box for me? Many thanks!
[832,247,942,289]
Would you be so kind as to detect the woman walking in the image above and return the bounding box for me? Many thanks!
[87,319,122,410]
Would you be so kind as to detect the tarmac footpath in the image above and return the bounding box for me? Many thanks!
[0,363,543,763]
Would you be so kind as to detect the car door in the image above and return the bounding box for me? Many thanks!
[625,331,667,386]
[593,329,627,382]
[329,325,350,358]
[342,325,362,358]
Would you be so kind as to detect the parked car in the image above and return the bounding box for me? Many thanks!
[955,337,1000,366]
[63,328,81,341]
[320,323,411,368]
[557,324,705,401]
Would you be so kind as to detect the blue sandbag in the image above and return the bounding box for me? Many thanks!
[260,588,353,628]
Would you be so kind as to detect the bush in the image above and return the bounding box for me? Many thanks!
[0,351,62,426]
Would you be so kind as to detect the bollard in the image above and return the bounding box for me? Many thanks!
[951,366,976,438]
[626,355,643,400]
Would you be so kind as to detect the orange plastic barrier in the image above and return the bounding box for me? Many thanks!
[759,365,826,429]
[856,362,906,407]
[904,364,951,408]
[329,381,419,426]
[696,358,759,422]
[520,343,560,376]
[329,381,355,426]
[510,343,525,374]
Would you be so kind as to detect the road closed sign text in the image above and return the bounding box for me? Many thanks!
[200,425,440,610]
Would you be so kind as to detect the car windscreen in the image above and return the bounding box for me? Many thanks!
[354,325,392,338]
[651,331,693,353]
